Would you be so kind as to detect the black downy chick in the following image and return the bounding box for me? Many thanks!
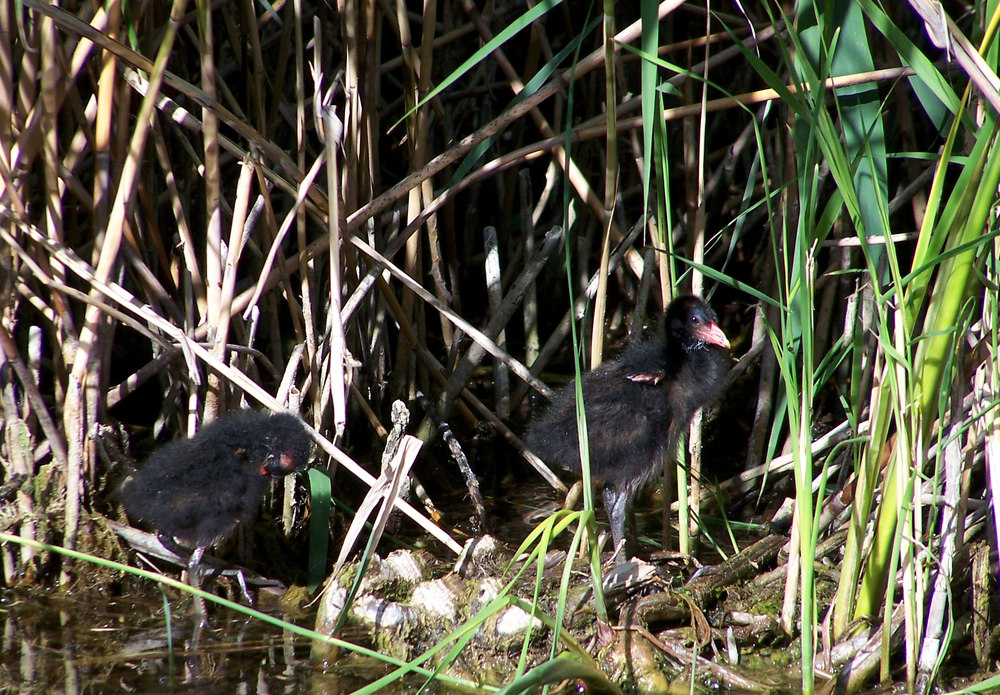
[527,295,731,561]
[120,410,312,597]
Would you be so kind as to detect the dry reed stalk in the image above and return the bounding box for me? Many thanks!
[37,7,77,581]
[291,0,323,442]
[0,5,12,196]
[210,159,256,411]
[332,4,370,325]
[415,0,454,353]
[745,303,776,473]
[318,69,349,442]
[483,227,510,418]
[238,0,266,125]
[23,1,305,180]
[65,0,186,574]
[92,0,118,233]
[589,0,618,371]
[197,0,225,419]
[679,12,716,547]
[389,0,421,400]
[915,422,964,690]
[519,172,540,371]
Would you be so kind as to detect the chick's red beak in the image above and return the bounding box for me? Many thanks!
[260,452,299,477]
[696,321,730,349]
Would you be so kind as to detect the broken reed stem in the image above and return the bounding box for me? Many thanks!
[483,226,510,420]
[198,0,224,421]
[319,86,349,441]
[519,172,540,372]
[417,392,488,532]
[208,159,255,415]
[682,10,714,545]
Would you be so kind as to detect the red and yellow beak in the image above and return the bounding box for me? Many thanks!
[696,321,730,349]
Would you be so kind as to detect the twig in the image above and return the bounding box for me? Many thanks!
[416,392,488,533]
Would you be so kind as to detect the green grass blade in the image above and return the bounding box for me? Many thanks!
[307,467,332,592]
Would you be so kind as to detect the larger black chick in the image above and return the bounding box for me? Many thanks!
[527,295,731,561]
[120,410,312,587]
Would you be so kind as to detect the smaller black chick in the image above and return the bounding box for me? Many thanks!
[527,295,731,561]
[120,410,311,594]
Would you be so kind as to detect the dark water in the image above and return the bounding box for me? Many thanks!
[1,585,314,694]
[0,583,411,694]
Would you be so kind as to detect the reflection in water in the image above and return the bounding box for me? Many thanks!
[0,585,333,694]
